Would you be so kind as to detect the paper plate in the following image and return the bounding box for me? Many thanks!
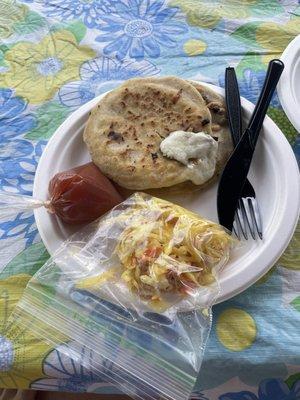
[278,34,300,133]
[33,83,300,303]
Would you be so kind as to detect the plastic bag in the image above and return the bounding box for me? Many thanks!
[0,162,123,224]
[11,193,236,400]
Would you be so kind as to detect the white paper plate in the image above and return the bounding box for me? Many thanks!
[33,83,300,303]
[278,34,300,133]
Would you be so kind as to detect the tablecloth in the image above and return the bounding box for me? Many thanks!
[0,0,299,399]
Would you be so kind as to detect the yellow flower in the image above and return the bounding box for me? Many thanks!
[217,308,257,352]
[0,30,95,104]
[256,18,300,63]
[171,0,257,29]
[0,0,27,38]
[184,39,207,56]
[0,275,53,388]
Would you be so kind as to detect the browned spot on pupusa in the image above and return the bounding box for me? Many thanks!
[172,89,183,104]
[208,101,225,116]
[108,131,124,142]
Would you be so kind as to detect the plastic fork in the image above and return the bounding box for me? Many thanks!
[225,67,263,240]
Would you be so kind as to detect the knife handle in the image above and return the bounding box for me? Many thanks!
[247,59,284,148]
[225,67,242,147]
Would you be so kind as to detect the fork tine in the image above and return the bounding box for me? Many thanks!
[247,198,263,240]
[233,219,241,240]
[240,199,256,239]
[236,205,248,240]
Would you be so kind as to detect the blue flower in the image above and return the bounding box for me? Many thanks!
[218,69,280,108]
[0,140,46,246]
[31,342,102,392]
[0,90,37,192]
[30,340,138,394]
[0,211,37,246]
[0,88,44,245]
[0,88,36,140]
[95,0,188,60]
[58,56,160,108]
[40,0,113,28]
[219,378,300,400]
[0,137,44,197]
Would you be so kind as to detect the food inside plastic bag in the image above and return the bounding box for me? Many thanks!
[75,194,233,313]
[10,193,236,400]
[0,162,123,224]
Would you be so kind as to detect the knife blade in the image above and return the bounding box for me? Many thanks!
[225,67,243,146]
[217,59,284,231]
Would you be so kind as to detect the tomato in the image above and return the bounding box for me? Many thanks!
[143,247,162,259]
[48,162,123,224]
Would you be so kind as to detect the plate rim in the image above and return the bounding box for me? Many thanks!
[278,34,300,133]
[33,81,300,304]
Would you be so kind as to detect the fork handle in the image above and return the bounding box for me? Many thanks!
[247,59,284,148]
[225,67,242,147]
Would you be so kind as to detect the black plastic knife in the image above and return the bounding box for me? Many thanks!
[217,59,284,231]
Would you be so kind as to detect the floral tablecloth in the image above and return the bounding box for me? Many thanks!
[0,0,299,399]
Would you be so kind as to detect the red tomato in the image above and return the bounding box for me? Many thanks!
[143,247,162,258]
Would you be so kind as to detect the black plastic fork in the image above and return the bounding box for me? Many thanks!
[225,67,263,240]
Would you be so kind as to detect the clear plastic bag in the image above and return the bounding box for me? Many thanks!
[11,193,236,400]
